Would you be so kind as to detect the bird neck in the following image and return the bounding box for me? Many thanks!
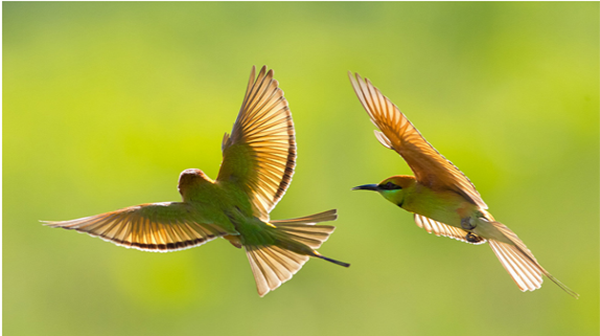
[178,172,216,202]
[380,189,407,208]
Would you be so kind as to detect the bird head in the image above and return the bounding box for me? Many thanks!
[178,169,214,198]
[352,176,415,207]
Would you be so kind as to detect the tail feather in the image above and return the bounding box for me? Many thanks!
[244,209,348,297]
[315,253,351,267]
[275,225,335,249]
[488,239,543,292]
[270,209,337,225]
[488,221,578,298]
[272,209,337,249]
[246,245,309,296]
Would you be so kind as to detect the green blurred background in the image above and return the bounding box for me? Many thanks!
[4,2,598,335]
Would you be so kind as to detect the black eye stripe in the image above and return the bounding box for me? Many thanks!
[380,182,402,190]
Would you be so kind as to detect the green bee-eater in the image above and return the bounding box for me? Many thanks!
[348,72,577,298]
[44,66,349,297]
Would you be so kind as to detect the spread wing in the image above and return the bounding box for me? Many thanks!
[217,66,296,221]
[349,72,487,209]
[414,214,486,245]
[43,202,231,252]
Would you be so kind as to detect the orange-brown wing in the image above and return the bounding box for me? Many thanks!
[217,66,295,221]
[349,72,487,209]
[43,202,231,252]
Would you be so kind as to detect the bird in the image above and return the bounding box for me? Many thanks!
[348,72,577,298]
[43,66,349,297]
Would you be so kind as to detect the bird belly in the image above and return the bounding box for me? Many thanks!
[403,187,473,229]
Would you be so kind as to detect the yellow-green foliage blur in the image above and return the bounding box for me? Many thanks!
[4,2,598,336]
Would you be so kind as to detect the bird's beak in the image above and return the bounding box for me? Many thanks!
[352,184,379,191]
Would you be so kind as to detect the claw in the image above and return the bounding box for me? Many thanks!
[466,232,479,243]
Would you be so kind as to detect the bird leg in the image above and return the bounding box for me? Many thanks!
[461,217,476,230]
[465,232,479,243]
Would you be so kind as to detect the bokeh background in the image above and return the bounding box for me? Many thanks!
[4,2,598,335]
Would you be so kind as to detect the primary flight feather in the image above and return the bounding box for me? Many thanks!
[43,66,349,297]
[349,72,577,298]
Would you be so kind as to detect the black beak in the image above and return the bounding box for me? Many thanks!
[352,184,379,191]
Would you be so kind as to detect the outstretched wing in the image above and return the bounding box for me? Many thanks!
[349,72,487,209]
[217,66,296,221]
[43,202,231,252]
[414,214,486,245]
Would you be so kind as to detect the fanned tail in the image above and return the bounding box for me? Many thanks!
[245,209,349,297]
[245,245,310,297]
[488,221,578,298]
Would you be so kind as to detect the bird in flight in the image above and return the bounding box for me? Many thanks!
[44,66,349,297]
[348,72,577,298]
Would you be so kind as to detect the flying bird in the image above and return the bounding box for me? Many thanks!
[348,72,577,298]
[43,66,349,297]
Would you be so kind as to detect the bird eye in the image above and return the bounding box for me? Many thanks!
[381,181,401,190]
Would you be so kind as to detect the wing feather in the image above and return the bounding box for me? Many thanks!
[217,66,295,221]
[43,202,230,252]
[349,72,487,209]
[414,214,486,245]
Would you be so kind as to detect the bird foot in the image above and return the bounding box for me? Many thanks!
[465,232,480,243]
[461,217,476,230]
